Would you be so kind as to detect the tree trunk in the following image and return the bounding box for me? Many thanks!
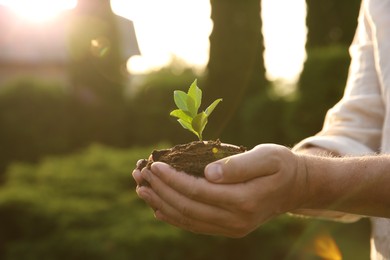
[305,0,361,48]
[204,0,267,140]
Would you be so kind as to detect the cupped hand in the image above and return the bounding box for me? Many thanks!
[134,144,308,238]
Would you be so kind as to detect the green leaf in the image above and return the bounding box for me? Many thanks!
[170,79,222,141]
[186,95,197,118]
[205,98,223,116]
[192,112,208,141]
[173,90,188,111]
[178,119,199,138]
[170,109,192,124]
[188,79,202,112]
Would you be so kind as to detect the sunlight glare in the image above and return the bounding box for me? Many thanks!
[0,0,77,23]
[262,0,307,83]
[313,233,342,260]
[111,0,212,74]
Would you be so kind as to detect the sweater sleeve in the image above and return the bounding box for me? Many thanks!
[294,3,384,157]
[292,3,385,223]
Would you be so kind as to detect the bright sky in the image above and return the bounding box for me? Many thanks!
[0,0,307,83]
[261,0,307,82]
[0,0,77,22]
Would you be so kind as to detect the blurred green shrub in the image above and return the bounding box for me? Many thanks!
[0,67,197,177]
[0,79,72,176]
[0,144,175,259]
[124,67,199,146]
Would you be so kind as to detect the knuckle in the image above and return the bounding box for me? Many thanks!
[234,193,257,214]
[179,204,191,217]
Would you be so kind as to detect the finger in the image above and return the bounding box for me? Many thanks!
[146,163,273,237]
[136,185,159,211]
[137,182,237,236]
[204,144,284,184]
[143,164,236,224]
[150,162,251,210]
[132,169,143,186]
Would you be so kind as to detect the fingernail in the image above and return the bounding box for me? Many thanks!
[132,169,141,179]
[138,188,150,202]
[151,162,170,176]
[141,169,151,183]
[150,162,161,176]
[205,164,223,181]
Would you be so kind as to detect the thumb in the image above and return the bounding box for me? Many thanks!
[204,144,283,184]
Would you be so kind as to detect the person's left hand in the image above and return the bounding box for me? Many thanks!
[133,144,308,238]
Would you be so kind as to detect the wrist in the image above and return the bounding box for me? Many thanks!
[278,150,312,213]
[298,154,342,210]
[294,153,312,209]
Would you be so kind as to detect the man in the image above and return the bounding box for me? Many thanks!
[133,0,390,258]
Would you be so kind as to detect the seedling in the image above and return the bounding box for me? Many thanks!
[170,79,222,141]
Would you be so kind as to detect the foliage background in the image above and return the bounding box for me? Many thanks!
[0,0,371,259]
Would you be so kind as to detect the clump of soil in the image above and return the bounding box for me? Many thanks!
[137,139,246,180]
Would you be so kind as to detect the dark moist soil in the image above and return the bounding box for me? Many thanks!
[137,139,246,178]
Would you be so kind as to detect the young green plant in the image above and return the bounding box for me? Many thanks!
[170,79,222,141]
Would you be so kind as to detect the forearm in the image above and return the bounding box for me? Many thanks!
[300,154,390,218]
